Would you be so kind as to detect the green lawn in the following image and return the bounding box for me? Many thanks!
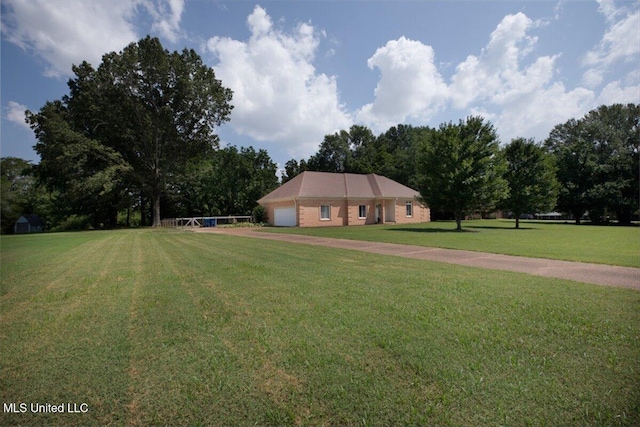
[1,229,639,426]
[260,219,640,267]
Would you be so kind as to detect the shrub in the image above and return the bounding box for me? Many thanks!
[252,205,268,223]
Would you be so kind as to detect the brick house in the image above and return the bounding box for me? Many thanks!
[258,171,430,227]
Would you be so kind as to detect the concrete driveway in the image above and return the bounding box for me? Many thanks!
[195,227,640,290]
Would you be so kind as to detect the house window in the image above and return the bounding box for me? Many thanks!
[320,204,331,220]
[358,205,367,219]
[406,201,413,217]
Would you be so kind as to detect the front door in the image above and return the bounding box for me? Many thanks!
[385,200,396,223]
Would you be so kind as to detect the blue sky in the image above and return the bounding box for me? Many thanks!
[2,0,639,171]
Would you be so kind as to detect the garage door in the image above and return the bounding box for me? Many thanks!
[274,207,296,227]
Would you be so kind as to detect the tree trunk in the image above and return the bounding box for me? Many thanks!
[152,192,161,227]
[152,162,162,227]
[455,211,463,231]
[617,210,631,225]
[515,216,520,229]
[573,209,582,225]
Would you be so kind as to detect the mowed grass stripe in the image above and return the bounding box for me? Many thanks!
[1,231,135,425]
[1,229,639,426]
[123,231,259,426]
[161,232,319,424]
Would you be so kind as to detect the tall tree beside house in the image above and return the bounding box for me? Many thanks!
[281,158,308,183]
[416,116,508,231]
[501,138,558,229]
[372,124,432,188]
[307,129,353,173]
[297,123,427,187]
[169,146,279,217]
[27,36,233,227]
[545,103,639,224]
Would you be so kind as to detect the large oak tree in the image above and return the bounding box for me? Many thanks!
[28,36,233,227]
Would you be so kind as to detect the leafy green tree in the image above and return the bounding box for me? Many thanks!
[28,36,233,227]
[416,116,508,231]
[502,138,558,228]
[582,104,639,224]
[372,124,431,187]
[189,146,278,216]
[28,101,130,228]
[307,130,352,173]
[545,118,595,224]
[1,157,42,233]
[545,103,639,224]
[281,158,308,183]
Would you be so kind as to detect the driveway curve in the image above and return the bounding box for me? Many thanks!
[194,227,640,290]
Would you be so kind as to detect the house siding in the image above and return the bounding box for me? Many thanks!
[347,200,377,225]
[298,198,348,227]
[262,198,430,227]
[393,198,430,224]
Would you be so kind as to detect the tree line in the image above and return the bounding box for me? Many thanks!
[283,104,639,230]
[1,36,638,233]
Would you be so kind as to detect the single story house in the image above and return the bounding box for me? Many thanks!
[258,171,430,227]
[14,214,45,234]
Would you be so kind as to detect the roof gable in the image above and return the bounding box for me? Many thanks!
[17,214,44,227]
[258,172,419,203]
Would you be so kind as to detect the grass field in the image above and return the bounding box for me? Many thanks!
[260,220,640,267]
[1,229,639,426]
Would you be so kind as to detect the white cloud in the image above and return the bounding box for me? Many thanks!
[448,12,598,143]
[1,0,141,77]
[1,0,186,78]
[207,5,352,159]
[357,11,612,143]
[356,37,448,132]
[582,0,640,88]
[5,101,32,131]
[596,0,621,24]
[597,78,640,106]
[145,0,185,43]
[450,12,540,108]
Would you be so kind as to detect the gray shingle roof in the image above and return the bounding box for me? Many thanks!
[258,171,420,203]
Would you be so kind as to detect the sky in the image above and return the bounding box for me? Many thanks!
[2,0,639,172]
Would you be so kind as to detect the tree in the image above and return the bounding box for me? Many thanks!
[307,125,376,174]
[0,157,46,233]
[28,101,130,228]
[501,138,558,229]
[372,124,431,187]
[307,130,352,173]
[416,116,508,231]
[545,104,639,224]
[545,118,595,224]
[176,146,279,216]
[28,36,233,227]
[582,104,639,224]
[281,158,308,183]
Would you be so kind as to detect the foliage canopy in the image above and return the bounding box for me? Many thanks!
[28,36,233,227]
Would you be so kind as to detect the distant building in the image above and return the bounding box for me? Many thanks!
[258,171,430,227]
[534,212,564,220]
[14,215,45,233]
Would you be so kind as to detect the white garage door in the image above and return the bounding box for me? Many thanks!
[274,207,296,227]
